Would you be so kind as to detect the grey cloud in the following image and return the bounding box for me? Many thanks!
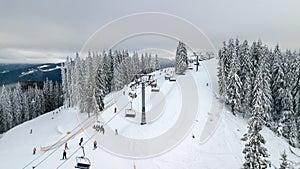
[0,0,300,63]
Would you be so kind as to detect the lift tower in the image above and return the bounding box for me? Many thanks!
[141,82,146,125]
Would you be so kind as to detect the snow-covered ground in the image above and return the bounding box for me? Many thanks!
[0,58,299,169]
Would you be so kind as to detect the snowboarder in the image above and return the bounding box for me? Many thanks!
[64,142,69,150]
[62,150,67,160]
[114,107,117,113]
[192,134,195,139]
[93,140,97,149]
[79,137,83,146]
[30,129,33,134]
[115,129,118,135]
[206,83,208,86]
[33,147,36,155]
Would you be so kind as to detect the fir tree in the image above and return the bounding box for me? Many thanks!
[271,44,285,123]
[175,41,188,74]
[226,50,241,115]
[279,150,289,169]
[239,40,253,117]
[154,54,160,70]
[242,104,270,169]
[217,42,227,99]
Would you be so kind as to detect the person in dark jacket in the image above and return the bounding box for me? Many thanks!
[33,147,36,155]
[93,140,97,149]
[79,137,83,146]
[62,150,67,160]
[65,142,69,150]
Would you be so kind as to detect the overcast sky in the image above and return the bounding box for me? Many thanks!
[0,0,300,63]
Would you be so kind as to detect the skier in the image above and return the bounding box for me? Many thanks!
[62,150,67,160]
[64,142,69,150]
[101,126,105,135]
[114,107,117,113]
[33,147,36,155]
[93,140,97,149]
[115,129,118,135]
[79,137,83,146]
[30,129,33,134]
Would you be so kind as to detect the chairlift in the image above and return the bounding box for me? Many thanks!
[75,147,91,169]
[75,156,91,169]
[151,87,160,92]
[125,109,136,118]
[169,76,176,82]
[128,91,137,98]
[150,80,157,87]
[165,74,171,80]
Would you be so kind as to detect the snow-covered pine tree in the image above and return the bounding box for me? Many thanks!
[132,51,140,73]
[290,51,300,116]
[239,40,253,117]
[154,54,160,70]
[0,85,13,131]
[0,86,5,133]
[147,53,152,71]
[61,57,71,107]
[108,49,115,92]
[84,54,97,117]
[101,52,110,94]
[175,41,188,74]
[73,56,85,113]
[279,85,298,146]
[271,44,285,124]
[279,150,290,169]
[241,103,270,169]
[217,41,228,98]
[22,91,30,123]
[140,53,146,72]
[64,56,73,107]
[12,83,22,125]
[95,61,105,111]
[260,47,273,123]
[225,39,235,79]
[226,49,241,115]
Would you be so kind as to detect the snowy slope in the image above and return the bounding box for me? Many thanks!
[0,58,299,169]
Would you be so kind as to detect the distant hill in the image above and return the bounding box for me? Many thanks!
[0,63,62,85]
[0,58,173,85]
[158,58,174,68]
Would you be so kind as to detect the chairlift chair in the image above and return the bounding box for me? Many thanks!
[75,156,91,169]
[169,76,176,82]
[151,87,160,92]
[165,74,171,80]
[75,146,91,169]
[129,91,137,98]
[125,109,136,118]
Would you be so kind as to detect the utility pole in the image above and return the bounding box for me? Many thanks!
[141,82,146,125]
[194,52,199,72]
